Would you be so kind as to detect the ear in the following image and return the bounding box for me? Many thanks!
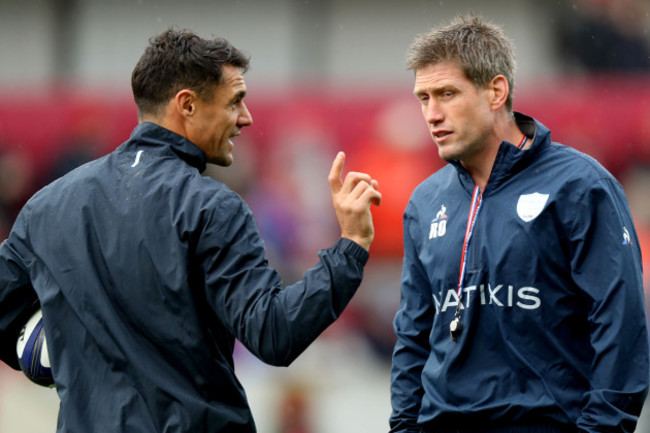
[488,75,509,111]
[174,89,197,118]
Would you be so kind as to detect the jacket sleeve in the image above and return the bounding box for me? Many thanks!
[569,177,649,432]
[389,203,434,433]
[196,191,368,367]
[0,206,40,370]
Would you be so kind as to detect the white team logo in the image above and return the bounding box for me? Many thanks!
[516,193,549,222]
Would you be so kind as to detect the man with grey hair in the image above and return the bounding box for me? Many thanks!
[390,14,648,433]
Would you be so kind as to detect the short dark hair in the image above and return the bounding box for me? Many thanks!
[406,15,517,111]
[131,28,250,118]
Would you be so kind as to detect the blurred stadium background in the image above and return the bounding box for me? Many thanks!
[1,0,650,431]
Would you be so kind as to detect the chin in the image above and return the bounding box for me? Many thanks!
[437,144,463,162]
[438,150,456,162]
[213,159,233,167]
[205,153,232,167]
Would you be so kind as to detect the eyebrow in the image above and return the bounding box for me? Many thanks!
[414,84,458,96]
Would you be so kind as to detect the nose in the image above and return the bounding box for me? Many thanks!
[424,100,444,125]
[238,102,253,127]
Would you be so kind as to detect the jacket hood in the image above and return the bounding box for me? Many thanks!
[451,112,552,195]
[128,122,207,173]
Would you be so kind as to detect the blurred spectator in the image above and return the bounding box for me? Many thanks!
[46,143,97,183]
[246,109,339,282]
[557,0,650,72]
[348,98,440,258]
[203,135,258,198]
[269,113,339,261]
[204,132,306,281]
[621,163,650,331]
[276,383,314,433]
[44,103,109,184]
[621,162,650,433]
[342,99,440,361]
[0,147,34,240]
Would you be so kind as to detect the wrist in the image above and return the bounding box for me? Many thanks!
[341,235,371,251]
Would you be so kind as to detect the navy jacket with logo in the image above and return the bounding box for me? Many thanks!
[390,113,649,432]
[0,122,369,432]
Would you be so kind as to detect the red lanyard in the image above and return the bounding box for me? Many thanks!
[455,135,527,301]
[450,135,528,341]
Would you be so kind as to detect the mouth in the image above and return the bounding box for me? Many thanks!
[228,133,240,147]
[432,130,453,142]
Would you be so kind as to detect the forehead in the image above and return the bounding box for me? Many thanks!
[221,64,246,88]
[214,64,247,98]
[413,61,470,92]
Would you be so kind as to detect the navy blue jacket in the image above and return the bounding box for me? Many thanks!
[390,114,649,432]
[0,122,369,432]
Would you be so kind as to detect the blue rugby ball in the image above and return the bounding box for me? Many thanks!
[16,309,54,387]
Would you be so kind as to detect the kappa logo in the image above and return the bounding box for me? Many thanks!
[516,192,549,222]
[429,204,448,239]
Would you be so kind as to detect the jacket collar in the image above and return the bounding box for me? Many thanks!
[451,112,551,194]
[129,122,207,172]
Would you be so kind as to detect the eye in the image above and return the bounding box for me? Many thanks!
[417,94,429,105]
[440,90,455,100]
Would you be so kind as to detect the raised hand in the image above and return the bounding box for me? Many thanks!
[328,151,382,251]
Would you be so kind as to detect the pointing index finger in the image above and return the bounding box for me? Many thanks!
[328,151,345,193]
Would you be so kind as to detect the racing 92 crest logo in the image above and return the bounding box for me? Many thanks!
[429,204,448,239]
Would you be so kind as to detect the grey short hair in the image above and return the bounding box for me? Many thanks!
[406,15,517,111]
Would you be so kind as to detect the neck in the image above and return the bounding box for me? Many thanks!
[501,111,526,150]
[463,113,524,190]
[140,102,189,140]
[461,150,496,191]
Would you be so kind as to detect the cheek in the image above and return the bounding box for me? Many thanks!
[460,103,486,127]
[217,114,236,135]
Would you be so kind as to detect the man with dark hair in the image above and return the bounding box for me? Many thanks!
[390,15,648,433]
[0,28,381,432]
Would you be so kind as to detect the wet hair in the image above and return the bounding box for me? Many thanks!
[406,15,517,111]
[131,28,250,118]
